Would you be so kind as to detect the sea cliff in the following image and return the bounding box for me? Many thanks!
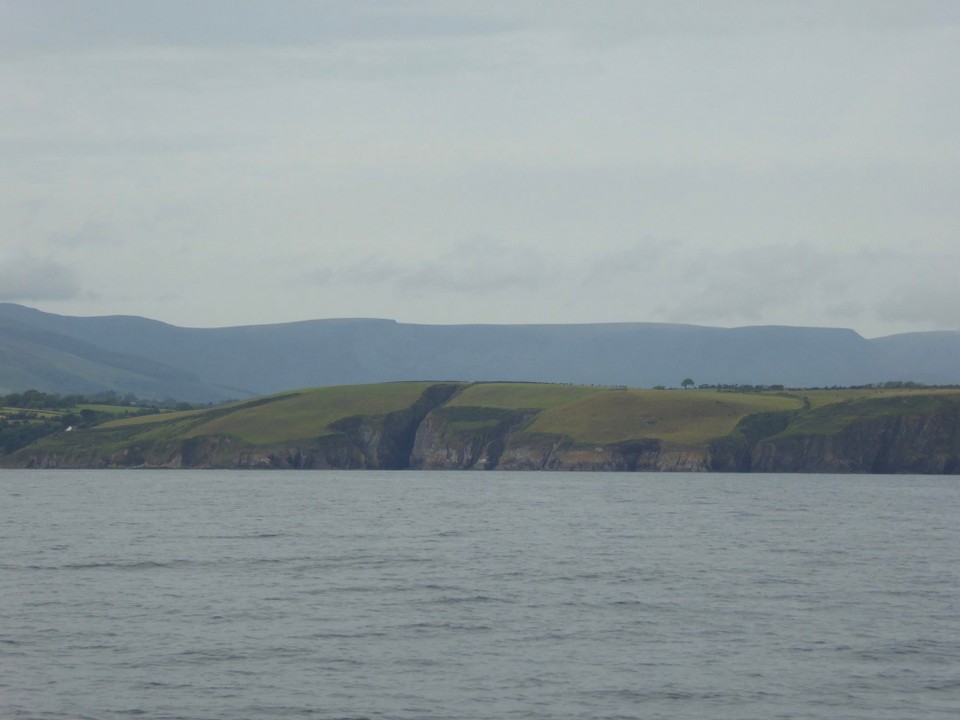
[4,383,960,474]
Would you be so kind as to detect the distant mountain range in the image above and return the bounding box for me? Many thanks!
[1,303,959,402]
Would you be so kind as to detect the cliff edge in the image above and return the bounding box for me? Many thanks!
[4,383,960,474]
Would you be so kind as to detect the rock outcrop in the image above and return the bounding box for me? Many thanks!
[15,384,462,471]
[22,433,368,470]
[7,385,960,474]
[408,404,711,472]
[751,411,960,473]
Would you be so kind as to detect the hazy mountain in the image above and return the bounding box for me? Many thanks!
[1,303,956,401]
[870,332,960,386]
[0,311,244,401]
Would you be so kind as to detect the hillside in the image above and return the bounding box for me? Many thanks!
[0,314,242,402]
[5,382,959,473]
[3,303,960,401]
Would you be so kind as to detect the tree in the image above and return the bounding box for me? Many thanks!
[681,378,695,389]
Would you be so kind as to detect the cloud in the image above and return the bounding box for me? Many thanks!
[305,236,557,295]
[666,245,832,321]
[0,251,81,302]
[288,232,960,336]
[429,1,960,50]
[46,219,124,247]
[0,1,509,58]
[645,242,960,335]
[1,1,956,339]
[872,259,960,331]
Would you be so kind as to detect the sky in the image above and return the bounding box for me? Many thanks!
[1,0,958,338]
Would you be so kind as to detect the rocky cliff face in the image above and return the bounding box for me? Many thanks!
[9,390,960,474]
[408,404,710,472]
[329,382,462,468]
[14,384,463,471]
[21,433,368,470]
[496,437,709,472]
[409,406,536,470]
[751,411,960,473]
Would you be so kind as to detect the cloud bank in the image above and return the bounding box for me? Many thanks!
[1,1,957,337]
[0,251,80,302]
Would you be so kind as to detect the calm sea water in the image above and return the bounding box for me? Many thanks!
[2,470,959,720]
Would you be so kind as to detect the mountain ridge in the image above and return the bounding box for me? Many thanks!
[1,303,958,401]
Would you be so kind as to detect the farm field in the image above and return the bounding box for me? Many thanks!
[4,382,960,473]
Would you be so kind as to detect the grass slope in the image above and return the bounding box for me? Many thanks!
[528,390,802,445]
[794,387,960,410]
[437,384,960,446]
[0,315,239,401]
[101,382,441,444]
[8,381,960,468]
[443,383,803,445]
[446,383,606,410]
[774,390,960,438]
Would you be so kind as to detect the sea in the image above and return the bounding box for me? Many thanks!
[2,469,958,720]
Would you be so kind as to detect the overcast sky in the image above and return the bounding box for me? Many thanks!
[1,1,958,337]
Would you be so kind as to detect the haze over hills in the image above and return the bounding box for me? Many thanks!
[1,303,958,402]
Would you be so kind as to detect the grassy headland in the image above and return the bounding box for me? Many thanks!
[3,382,960,472]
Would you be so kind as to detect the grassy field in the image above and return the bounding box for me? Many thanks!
[104,382,441,445]
[76,404,150,416]
[776,390,960,437]
[445,385,960,446]
[102,407,208,429]
[2,404,151,421]
[446,383,606,410]
[526,389,802,445]
[796,387,960,410]
[443,385,806,445]
[0,406,66,419]
[9,382,960,466]
[443,385,804,445]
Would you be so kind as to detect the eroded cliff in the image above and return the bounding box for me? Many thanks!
[6,384,960,473]
[751,411,960,473]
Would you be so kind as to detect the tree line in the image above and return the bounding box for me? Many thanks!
[0,389,201,411]
[0,390,207,456]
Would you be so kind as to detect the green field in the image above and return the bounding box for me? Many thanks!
[776,390,960,438]
[444,385,960,445]
[528,389,803,445]
[446,383,605,410]
[6,381,960,470]
[796,387,960,410]
[2,403,149,421]
[76,404,150,416]
[103,382,442,444]
[442,384,806,444]
[45,382,960,448]
[0,406,66,419]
